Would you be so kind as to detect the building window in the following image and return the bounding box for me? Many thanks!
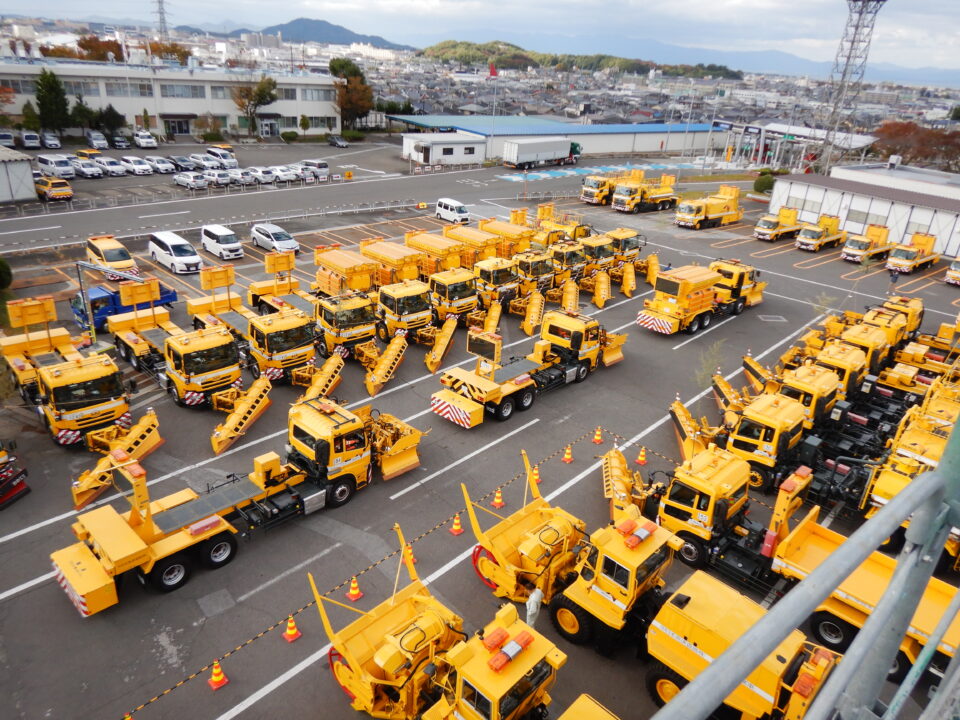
[105,81,129,97]
[237,116,249,130]
[302,88,335,102]
[210,86,228,100]
[0,78,36,95]
[464,147,475,155]
[905,219,931,235]
[63,80,99,97]
[280,116,298,129]
[442,147,454,156]
[308,116,338,130]
[160,84,205,99]
[846,209,868,224]
[866,211,888,226]
[278,87,297,101]
[802,198,821,214]
[133,82,153,97]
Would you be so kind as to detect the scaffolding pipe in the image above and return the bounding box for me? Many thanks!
[648,442,951,720]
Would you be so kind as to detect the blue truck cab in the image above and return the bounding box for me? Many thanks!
[71,284,178,331]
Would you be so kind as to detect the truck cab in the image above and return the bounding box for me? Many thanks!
[71,283,178,332]
[840,224,892,264]
[428,268,479,323]
[605,227,646,266]
[795,214,846,252]
[752,207,800,241]
[886,232,940,274]
[720,393,806,487]
[163,327,241,405]
[580,235,617,275]
[580,174,617,205]
[550,240,587,284]
[515,249,556,295]
[945,257,960,286]
[474,257,520,308]
[674,185,743,230]
[375,279,433,341]
[316,292,377,357]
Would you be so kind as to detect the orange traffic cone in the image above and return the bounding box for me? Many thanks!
[404,543,418,564]
[450,513,465,535]
[208,659,229,691]
[562,445,574,464]
[491,487,505,509]
[282,615,302,643]
[531,465,541,484]
[346,576,364,602]
[636,447,647,466]
[592,426,603,444]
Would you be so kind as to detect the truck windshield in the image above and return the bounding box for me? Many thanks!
[799,227,823,239]
[335,305,376,327]
[267,325,315,353]
[395,292,430,315]
[779,385,813,407]
[442,279,476,300]
[677,203,699,215]
[583,178,603,189]
[757,218,778,229]
[498,658,552,719]
[102,248,131,262]
[553,249,585,266]
[184,342,239,374]
[520,259,552,277]
[655,277,680,296]
[844,238,870,251]
[481,267,518,285]
[615,236,642,252]
[636,547,669,586]
[584,244,614,260]
[614,184,636,196]
[52,372,124,408]
[891,247,917,260]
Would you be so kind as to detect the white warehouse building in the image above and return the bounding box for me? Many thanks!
[401,132,486,165]
[770,161,960,255]
[0,59,341,139]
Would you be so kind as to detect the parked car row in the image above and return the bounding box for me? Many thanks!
[148,223,299,270]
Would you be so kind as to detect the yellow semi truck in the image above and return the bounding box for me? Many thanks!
[753,206,801,241]
[675,185,743,230]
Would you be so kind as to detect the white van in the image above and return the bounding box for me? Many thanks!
[147,231,203,274]
[301,159,330,179]
[37,154,76,179]
[200,224,243,260]
[85,129,109,150]
[0,131,14,148]
[206,147,238,169]
[435,198,470,224]
[20,131,41,149]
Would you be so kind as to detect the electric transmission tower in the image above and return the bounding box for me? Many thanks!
[155,0,170,43]
[817,0,887,174]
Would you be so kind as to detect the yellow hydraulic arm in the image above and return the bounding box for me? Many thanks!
[424,317,457,374]
[210,377,273,455]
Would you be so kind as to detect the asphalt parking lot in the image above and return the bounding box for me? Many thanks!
[0,169,947,720]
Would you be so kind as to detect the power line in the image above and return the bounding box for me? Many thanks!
[154,0,170,43]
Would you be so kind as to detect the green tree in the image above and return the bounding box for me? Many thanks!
[141,108,151,131]
[299,114,310,134]
[329,58,365,83]
[336,76,373,130]
[70,94,96,130]
[20,101,40,131]
[754,174,775,194]
[230,75,278,137]
[0,257,11,290]
[34,69,70,133]
[96,104,126,135]
[951,106,960,122]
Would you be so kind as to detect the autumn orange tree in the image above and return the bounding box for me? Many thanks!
[76,35,124,61]
[149,42,191,65]
[336,77,373,130]
[873,121,960,173]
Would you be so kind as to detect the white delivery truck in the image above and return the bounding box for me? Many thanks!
[503,137,581,170]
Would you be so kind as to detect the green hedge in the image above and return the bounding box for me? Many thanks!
[280,131,299,143]
[754,174,776,194]
[202,131,224,142]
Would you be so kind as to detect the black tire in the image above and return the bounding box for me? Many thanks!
[248,361,261,379]
[169,383,185,407]
[732,298,746,315]
[326,476,356,508]
[687,315,701,334]
[646,662,688,708]
[809,611,857,651]
[887,651,911,683]
[495,396,516,422]
[315,334,330,358]
[149,554,192,592]
[748,464,771,493]
[574,361,590,383]
[677,536,707,568]
[376,322,390,343]
[198,533,238,569]
[115,336,130,362]
[700,312,712,329]
[694,222,701,230]
[549,595,594,645]
[516,387,536,411]
[129,352,140,372]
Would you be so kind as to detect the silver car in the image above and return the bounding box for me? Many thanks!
[41,132,61,149]
[248,166,276,184]
[144,155,176,173]
[226,168,256,185]
[269,165,298,183]
[202,169,232,187]
[189,153,221,170]
[71,158,103,178]
[173,171,207,189]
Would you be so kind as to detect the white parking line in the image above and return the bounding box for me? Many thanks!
[0,571,55,603]
[671,315,738,350]
[236,544,342,603]
[213,312,824,720]
[0,225,61,235]
[138,210,190,219]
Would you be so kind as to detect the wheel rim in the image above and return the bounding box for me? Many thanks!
[680,542,700,563]
[501,402,513,419]
[578,365,588,380]
[332,483,351,503]
[748,469,765,489]
[656,678,682,703]
[702,314,711,328]
[818,620,846,646]
[555,607,581,635]
[161,563,186,586]
[521,391,534,408]
[209,541,232,563]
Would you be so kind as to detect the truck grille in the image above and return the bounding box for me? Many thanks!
[201,375,235,391]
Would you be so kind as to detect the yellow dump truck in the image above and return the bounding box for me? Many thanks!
[794,214,847,252]
[753,206,801,241]
[312,525,567,720]
[442,223,501,265]
[1,296,134,448]
[674,185,743,230]
[636,259,766,335]
[404,230,465,276]
[431,310,626,428]
[359,238,427,286]
[313,246,378,296]
[886,231,941,274]
[840,224,893,264]
[477,211,535,257]
[611,171,679,213]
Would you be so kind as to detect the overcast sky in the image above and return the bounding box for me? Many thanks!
[8,0,960,69]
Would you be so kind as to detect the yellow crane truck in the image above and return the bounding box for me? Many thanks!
[753,206,801,241]
[1,296,135,448]
[646,571,840,717]
[794,214,847,252]
[674,185,743,230]
[431,310,625,428]
[636,259,766,335]
[611,171,679,213]
[886,231,941,274]
[312,525,567,720]
[51,402,425,617]
[840,224,893,264]
[477,211,535,257]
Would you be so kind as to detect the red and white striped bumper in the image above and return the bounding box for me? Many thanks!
[636,312,676,334]
[115,412,133,430]
[430,395,474,429]
[182,391,206,406]
[264,366,285,381]
[55,429,84,445]
[53,562,90,617]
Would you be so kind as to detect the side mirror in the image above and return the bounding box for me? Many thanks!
[127,378,137,395]
[570,330,583,351]
[36,394,47,406]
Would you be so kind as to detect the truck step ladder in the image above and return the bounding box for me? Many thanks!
[520,291,544,337]
[365,336,407,397]
[424,317,457,374]
[292,356,344,401]
[71,410,164,509]
[210,377,273,455]
[592,271,611,309]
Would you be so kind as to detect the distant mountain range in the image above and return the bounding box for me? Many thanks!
[174,17,413,51]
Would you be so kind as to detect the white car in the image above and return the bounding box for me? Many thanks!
[226,168,256,185]
[119,156,154,175]
[41,132,61,149]
[189,153,221,170]
[147,231,203,274]
[202,169,231,187]
[173,171,207,189]
[269,165,299,183]
[247,166,275,184]
[144,156,176,173]
[250,223,300,254]
[200,224,244,260]
[71,158,103,178]
[133,131,158,149]
[94,157,126,176]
